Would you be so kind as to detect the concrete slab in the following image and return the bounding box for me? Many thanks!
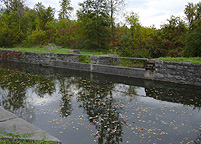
[0,106,17,122]
[0,106,61,143]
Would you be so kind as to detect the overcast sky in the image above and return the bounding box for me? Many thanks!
[26,0,200,28]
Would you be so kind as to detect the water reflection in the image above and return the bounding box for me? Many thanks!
[76,79,125,143]
[59,77,76,117]
[0,69,36,123]
[0,61,201,144]
[145,86,201,110]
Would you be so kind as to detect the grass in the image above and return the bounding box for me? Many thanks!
[157,57,201,64]
[79,55,91,63]
[0,47,72,54]
[79,49,106,55]
[0,47,106,55]
[119,59,146,68]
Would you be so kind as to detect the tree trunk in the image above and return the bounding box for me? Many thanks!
[111,12,115,41]
[18,13,21,31]
[110,0,115,41]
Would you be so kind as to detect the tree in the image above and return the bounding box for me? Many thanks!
[0,1,5,14]
[34,2,55,30]
[125,11,141,42]
[22,7,37,32]
[183,2,201,57]
[58,0,73,19]
[113,12,153,58]
[106,0,125,41]
[15,0,25,31]
[0,10,25,47]
[2,0,25,31]
[184,19,201,57]
[148,16,187,58]
[184,2,201,26]
[77,0,111,49]
[57,0,75,48]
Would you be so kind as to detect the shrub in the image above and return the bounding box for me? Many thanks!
[184,19,201,57]
[79,55,90,63]
[25,29,47,46]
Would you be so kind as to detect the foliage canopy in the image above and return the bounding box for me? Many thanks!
[0,0,200,58]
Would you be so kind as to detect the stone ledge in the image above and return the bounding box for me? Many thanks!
[0,106,61,143]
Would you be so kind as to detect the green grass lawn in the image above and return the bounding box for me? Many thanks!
[0,47,106,55]
[0,47,72,54]
[157,57,201,64]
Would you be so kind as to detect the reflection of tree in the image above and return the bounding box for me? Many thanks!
[77,79,125,144]
[59,77,76,118]
[35,78,56,97]
[1,91,26,110]
[145,86,201,110]
[113,84,137,102]
[0,69,27,111]
[0,90,36,123]
[0,70,36,123]
[0,68,56,123]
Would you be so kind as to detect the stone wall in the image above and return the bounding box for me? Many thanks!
[91,64,148,79]
[0,50,118,66]
[0,50,53,65]
[0,50,201,86]
[154,60,201,86]
[53,53,79,62]
[90,55,119,65]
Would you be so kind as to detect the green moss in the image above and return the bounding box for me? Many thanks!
[51,57,56,60]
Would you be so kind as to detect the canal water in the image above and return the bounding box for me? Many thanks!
[0,62,201,144]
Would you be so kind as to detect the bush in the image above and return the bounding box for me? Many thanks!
[25,29,47,46]
[118,45,150,58]
[79,55,90,63]
[116,34,150,58]
[184,19,201,57]
[148,47,167,58]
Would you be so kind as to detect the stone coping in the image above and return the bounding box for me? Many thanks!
[0,106,62,143]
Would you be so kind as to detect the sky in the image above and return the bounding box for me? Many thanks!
[25,0,200,28]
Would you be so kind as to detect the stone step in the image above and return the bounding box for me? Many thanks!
[0,106,62,143]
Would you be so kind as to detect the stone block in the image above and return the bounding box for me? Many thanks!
[53,53,79,62]
[164,74,175,80]
[166,64,177,69]
[0,118,61,143]
[196,78,201,82]
[92,55,119,65]
[168,70,176,75]
[90,55,98,64]
[176,71,184,75]
[175,76,185,80]
[0,106,17,122]
[187,68,196,73]
[177,65,184,70]
[154,73,164,79]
